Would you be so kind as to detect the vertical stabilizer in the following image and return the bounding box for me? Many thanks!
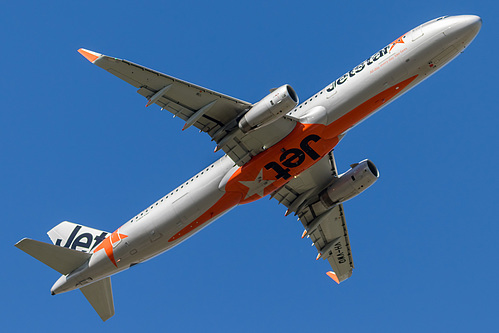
[47,221,110,253]
[80,277,115,322]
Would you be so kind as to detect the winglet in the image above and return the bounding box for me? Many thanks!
[326,271,340,284]
[78,48,102,63]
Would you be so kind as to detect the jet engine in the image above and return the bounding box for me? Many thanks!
[319,159,379,208]
[238,84,299,133]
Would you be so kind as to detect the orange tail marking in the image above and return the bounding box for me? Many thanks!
[93,229,128,267]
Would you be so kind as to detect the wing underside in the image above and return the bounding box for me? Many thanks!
[271,151,354,283]
[79,49,296,166]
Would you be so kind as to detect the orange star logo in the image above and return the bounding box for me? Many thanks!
[389,34,405,52]
[93,228,128,267]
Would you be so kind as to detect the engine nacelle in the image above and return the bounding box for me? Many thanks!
[239,84,298,133]
[319,159,379,208]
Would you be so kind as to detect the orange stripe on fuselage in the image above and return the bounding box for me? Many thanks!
[168,75,418,242]
[168,192,243,241]
[332,75,417,136]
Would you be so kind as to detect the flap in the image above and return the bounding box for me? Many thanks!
[78,49,296,166]
[270,151,354,282]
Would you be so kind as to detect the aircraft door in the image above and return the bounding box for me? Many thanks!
[412,26,424,41]
[172,192,200,229]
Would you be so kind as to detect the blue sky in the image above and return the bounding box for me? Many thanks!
[2,1,497,331]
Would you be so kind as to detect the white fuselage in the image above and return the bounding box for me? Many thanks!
[52,15,481,294]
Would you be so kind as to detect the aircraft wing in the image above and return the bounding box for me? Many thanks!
[78,49,296,166]
[271,151,354,283]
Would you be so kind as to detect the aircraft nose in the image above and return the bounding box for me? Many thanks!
[443,15,482,46]
[454,15,482,37]
[461,15,482,34]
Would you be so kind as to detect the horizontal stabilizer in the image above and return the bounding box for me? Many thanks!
[15,238,91,275]
[80,277,115,322]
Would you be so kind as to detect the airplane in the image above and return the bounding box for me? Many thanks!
[16,15,481,321]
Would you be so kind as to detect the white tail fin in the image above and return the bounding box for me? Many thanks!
[80,277,115,321]
[15,238,115,321]
[47,221,110,253]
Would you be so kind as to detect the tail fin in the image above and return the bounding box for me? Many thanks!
[15,238,91,275]
[80,277,115,321]
[15,237,116,321]
[47,221,110,253]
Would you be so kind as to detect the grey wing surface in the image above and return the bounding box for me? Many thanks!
[88,51,251,133]
[79,49,296,166]
[271,151,354,283]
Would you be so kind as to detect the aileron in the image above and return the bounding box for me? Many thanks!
[79,49,301,166]
[269,151,355,283]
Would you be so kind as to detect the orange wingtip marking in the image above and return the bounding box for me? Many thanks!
[326,271,340,284]
[301,230,307,238]
[78,48,100,63]
[316,253,322,260]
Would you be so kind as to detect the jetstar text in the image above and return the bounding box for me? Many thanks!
[327,45,391,93]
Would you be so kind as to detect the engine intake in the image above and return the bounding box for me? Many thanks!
[320,159,379,208]
[239,84,298,133]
